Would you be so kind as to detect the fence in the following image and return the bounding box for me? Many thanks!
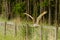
[0,21,60,40]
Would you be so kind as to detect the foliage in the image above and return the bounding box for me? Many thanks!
[39,0,49,8]
[12,2,26,17]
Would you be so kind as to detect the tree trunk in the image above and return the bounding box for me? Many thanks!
[39,0,44,23]
[26,0,30,22]
[33,0,37,23]
[48,0,51,25]
[2,0,8,19]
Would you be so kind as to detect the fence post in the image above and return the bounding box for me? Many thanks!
[15,23,17,36]
[4,22,7,36]
[25,24,29,40]
[55,26,58,40]
[40,26,43,40]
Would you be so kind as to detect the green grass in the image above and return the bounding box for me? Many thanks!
[0,22,60,40]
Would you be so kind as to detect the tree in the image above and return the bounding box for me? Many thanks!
[12,1,26,18]
[0,0,2,14]
[2,0,8,19]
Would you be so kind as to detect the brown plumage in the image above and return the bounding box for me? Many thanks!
[24,11,47,27]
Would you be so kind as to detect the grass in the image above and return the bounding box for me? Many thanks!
[0,17,60,40]
[0,24,60,40]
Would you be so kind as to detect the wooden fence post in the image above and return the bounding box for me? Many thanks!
[4,22,7,36]
[40,26,43,40]
[15,23,17,36]
[45,29,48,40]
[55,26,58,40]
[25,24,29,40]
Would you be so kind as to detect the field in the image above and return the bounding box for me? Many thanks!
[0,21,60,40]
